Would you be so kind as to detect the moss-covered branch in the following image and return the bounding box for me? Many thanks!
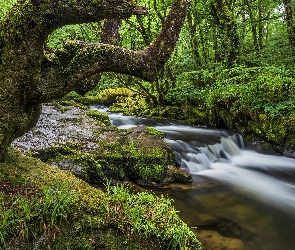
[40,0,191,99]
[0,0,191,155]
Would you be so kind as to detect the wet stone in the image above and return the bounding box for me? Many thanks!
[12,105,99,153]
[11,105,186,186]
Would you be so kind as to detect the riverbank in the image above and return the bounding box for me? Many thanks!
[0,103,202,249]
[80,86,295,158]
[0,148,202,249]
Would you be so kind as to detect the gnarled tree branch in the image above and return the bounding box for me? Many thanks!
[41,0,191,98]
[0,0,191,155]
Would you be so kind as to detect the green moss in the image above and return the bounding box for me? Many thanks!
[76,95,103,105]
[86,110,111,127]
[52,100,88,112]
[75,87,134,105]
[0,148,202,249]
[97,88,134,105]
[146,127,165,140]
[121,141,172,184]
[166,166,193,182]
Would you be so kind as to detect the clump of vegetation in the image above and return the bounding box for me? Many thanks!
[52,99,88,112]
[76,88,134,106]
[97,88,134,105]
[109,94,152,117]
[0,148,202,249]
[103,183,201,249]
[0,184,75,245]
[146,127,165,140]
[165,166,192,182]
[86,110,111,126]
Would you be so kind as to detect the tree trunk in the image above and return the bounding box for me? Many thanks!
[212,0,240,67]
[244,0,259,52]
[187,10,201,66]
[0,0,191,157]
[283,0,295,49]
[100,19,123,45]
[258,0,264,51]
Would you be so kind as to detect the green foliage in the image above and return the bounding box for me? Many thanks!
[162,65,295,118]
[96,87,134,105]
[205,66,295,117]
[0,0,16,19]
[86,110,111,126]
[97,0,294,107]
[47,22,100,49]
[0,184,76,247]
[109,95,151,116]
[104,183,202,249]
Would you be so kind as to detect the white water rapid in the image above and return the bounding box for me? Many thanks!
[91,106,295,250]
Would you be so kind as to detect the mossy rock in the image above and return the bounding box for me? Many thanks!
[86,110,111,126]
[12,105,188,187]
[0,148,202,249]
[38,126,177,186]
[97,88,134,105]
[165,166,193,182]
[52,99,88,112]
[76,88,134,106]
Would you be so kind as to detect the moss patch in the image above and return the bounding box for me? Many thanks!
[86,110,111,127]
[76,87,134,106]
[0,148,202,249]
[36,126,177,186]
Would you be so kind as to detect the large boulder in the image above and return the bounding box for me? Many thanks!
[12,105,190,186]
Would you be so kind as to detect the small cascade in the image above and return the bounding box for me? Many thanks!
[229,133,245,149]
[221,136,242,156]
[90,106,295,249]
[180,135,243,173]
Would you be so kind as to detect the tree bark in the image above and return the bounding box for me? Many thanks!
[244,0,259,52]
[211,0,240,67]
[283,0,295,49]
[0,0,191,156]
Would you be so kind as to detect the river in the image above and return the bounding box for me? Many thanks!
[91,106,295,250]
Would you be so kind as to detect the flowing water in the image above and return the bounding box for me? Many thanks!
[92,106,295,250]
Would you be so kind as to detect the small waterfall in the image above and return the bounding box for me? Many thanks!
[181,153,212,173]
[90,106,295,249]
[221,136,241,156]
[229,133,245,149]
[180,135,243,173]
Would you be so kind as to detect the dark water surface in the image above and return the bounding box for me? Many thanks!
[91,106,295,250]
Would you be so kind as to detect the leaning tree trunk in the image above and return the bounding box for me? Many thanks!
[210,0,240,67]
[0,0,191,157]
[283,0,295,52]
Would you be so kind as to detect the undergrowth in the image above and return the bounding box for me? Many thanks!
[104,183,202,249]
[0,183,76,247]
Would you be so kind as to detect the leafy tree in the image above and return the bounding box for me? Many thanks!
[0,0,192,158]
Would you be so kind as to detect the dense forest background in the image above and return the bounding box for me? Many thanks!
[2,0,295,142]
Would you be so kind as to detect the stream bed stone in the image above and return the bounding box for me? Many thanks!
[12,105,191,186]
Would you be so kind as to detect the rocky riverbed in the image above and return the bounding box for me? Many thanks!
[12,104,191,186]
